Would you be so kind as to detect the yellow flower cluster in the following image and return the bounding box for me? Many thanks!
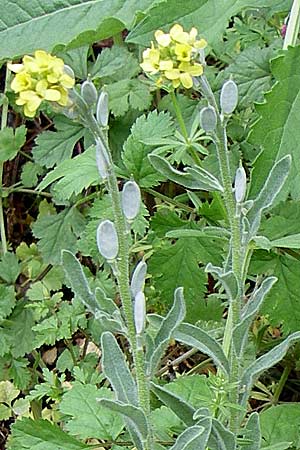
[140,24,207,89]
[8,50,75,118]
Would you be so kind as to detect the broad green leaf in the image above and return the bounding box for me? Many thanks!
[7,417,89,450]
[149,237,224,323]
[20,161,44,188]
[0,285,16,321]
[0,126,26,162]
[174,323,230,375]
[148,287,185,376]
[164,376,212,409]
[98,399,149,440]
[260,404,300,449]
[62,250,101,315]
[270,233,300,248]
[151,405,183,441]
[249,46,300,200]
[127,0,290,47]
[0,380,19,404]
[240,332,300,407]
[247,155,291,239]
[37,146,99,200]
[0,252,20,284]
[32,206,85,265]
[243,413,261,450]
[150,382,196,426]
[91,46,140,82]
[233,277,277,357]
[59,383,123,440]
[33,116,84,168]
[0,0,157,60]
[216,45,275,108]
[149,154,223,191]
[106,79,152,116]
[101,332,138,405]
[169,425,209,450]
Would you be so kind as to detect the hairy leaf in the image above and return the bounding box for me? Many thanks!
[169,425,209,450]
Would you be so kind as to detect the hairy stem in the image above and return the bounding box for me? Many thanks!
[283,0,300,49]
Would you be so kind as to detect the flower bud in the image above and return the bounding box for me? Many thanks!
[199,105,217,132]
[96,220,119,260]
[220,80,238,114]
[134,291,146,335]
[131,260,147,298]
[96,91,109,127]
[121,181,141,221]
[234,165,247,203]
[81,79,98,105]
[95,139,110,180]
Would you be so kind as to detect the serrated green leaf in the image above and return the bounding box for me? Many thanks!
[8,358,31,390]
[20,161,44,188]
[241,332,300,407]
[90,46,140,82]
[249,46,300,200]
[0,126,26,162]
[101,332,138,405]
[33,116,84,169]
[58,46,89,80]
[0,380,19,404]
[127,0,289,47]
[122,111,175,187]
[0,252,20,284]
[148,287,185,376]
[32,206,85,265]
[59,383,123,440]
[150,382,196,426]
[0,285,16,321]
[106,79,152,116]
[169,425,209,450]
[7,417,89,450]
[0,0,157,60]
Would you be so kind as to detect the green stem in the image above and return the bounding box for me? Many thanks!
[283,0,300,49]
[273,364,292,404]
[0,64,11,255]
[200,75,243,434]
[85,113,151,425]
[144,187,194,213]
[169,90,202,166]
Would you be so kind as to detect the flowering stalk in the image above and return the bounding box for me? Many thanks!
[283,0,300,49]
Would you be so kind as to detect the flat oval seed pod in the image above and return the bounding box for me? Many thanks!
[134,291,146,335]
[95,139,110,180]
[131,260,147,298]
[96,220,119,260]
[96,91,109,127]
[220,80,238,114]
[200,105,217,132]
[81,80,98,105]
[234,165,247,203]
[122,181,141,221]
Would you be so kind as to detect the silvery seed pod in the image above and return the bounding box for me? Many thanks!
[95,138,110,180]
[199,105,217,132]
[81,79,98,105]
[121,181,141,221]
[134,291,146,335]
[131,260,147,298]
[64,64,75,80]
[96,220,119,260]
[220,80,238,114]
[234,165,247,203]
[96,91,109,127]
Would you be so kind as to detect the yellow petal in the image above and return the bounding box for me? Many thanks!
[178,62,203,76]
[159,60,173,70]
[44,89,61,101]
[170,24,189,44]
[194,38,207,49]
[179,72,193,89]
[188,27,198,43]
[174,43,192,62]
[155,30,171,47]
[23,105,37,117]
[35,79,48,95]
[7,63,24,73]
[59,74,75,89]
[164,69,180,80]
[172,79,181,88]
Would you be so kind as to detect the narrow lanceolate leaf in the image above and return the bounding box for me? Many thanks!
[148,287,185,376]
[240,332,300,407]
[150,382,195,426]
[249,46,300,201]
[169,425,209,450]
[101,332,138,405]
[148,154,223,191]
[233,277,277,357]
[205,263,238,302]
[208,418,236,450]
[62,250,101,316]
[0,0,156,60]
[243,413,261,450]
[97,399,149,441]
[174,323,230,375]
[247,155,291,239]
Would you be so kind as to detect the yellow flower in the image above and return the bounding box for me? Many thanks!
[9,50,75,117]
[140,24,207,90]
